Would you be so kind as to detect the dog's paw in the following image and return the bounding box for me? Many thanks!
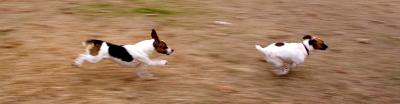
[71,63,81,68]
[138,76,160,81]
[272,69,289,76]
[136,73,159,81]
[159,60,168,65]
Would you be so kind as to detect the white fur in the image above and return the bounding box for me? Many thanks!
[256,39,314,75]
[73,39,172,79]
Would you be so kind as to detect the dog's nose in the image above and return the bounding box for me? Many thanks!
[322,45,328,50]
[166,49,174,55]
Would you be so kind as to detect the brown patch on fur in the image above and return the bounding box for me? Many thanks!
[153,40,168,54]
[84,39,103,56]
[275,42,285,47]
[313,39,324,49]
[88,44,101,56]
[310,38,328,50]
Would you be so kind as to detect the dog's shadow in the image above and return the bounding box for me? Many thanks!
[257,58,311,80]
[258,58,267,63]
[270,69,312,81]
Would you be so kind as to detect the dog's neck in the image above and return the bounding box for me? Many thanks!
[302,39,314,55]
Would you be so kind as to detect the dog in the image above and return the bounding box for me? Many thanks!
[255,35,328,75]
[72,29,174,79]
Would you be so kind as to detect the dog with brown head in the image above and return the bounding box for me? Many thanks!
[151,29,174,55]
[73,29,174,80]
[255,34,329,76]
[303,35,328,50]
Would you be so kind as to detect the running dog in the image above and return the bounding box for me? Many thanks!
[73,29,174,79]
[255,35,328,75]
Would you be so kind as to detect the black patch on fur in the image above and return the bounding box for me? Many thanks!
[303,35,312,40]
[309,39,316,45]
[275,42,285,47]
[106,42,134,62]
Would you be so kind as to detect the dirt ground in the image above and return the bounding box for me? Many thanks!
[1,0,400,104]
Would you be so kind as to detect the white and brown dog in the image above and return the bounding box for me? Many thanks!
[255,35,328,75]
[73,29,174,79]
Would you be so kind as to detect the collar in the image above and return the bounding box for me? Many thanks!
[302,43,310,56]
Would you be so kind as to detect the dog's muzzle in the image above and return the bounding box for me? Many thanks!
[166,48,174,55]
[322,44,328,50]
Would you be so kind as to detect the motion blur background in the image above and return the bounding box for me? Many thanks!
[0,0,399,104]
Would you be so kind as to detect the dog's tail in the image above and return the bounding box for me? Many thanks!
[255,44,265,54]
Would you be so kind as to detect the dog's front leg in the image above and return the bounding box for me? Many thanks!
[137,56,167,66]
[268,60,287,76]
[135,63,159,80]
[269,60,290,76]
[272,67,290,76]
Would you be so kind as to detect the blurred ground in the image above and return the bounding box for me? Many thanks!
[1,0,400,104]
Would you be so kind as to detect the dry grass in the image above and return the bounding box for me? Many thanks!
[0,0,399,104]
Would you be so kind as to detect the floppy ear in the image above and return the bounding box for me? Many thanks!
[151,29,160,42]
[303,35,312,40]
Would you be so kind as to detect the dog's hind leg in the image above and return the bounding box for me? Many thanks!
[267,59,288,76]
[73,54,86,67]
[73,41,107,67]
[282,63,291,74]
[289,63,298,70]
[272,66,290,76]
[280,64,290,75]
[84,55,104,64]
[72,54,104,67]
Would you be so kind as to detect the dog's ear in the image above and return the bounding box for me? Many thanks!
[303,35,312,40]
[151,29,160,42]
